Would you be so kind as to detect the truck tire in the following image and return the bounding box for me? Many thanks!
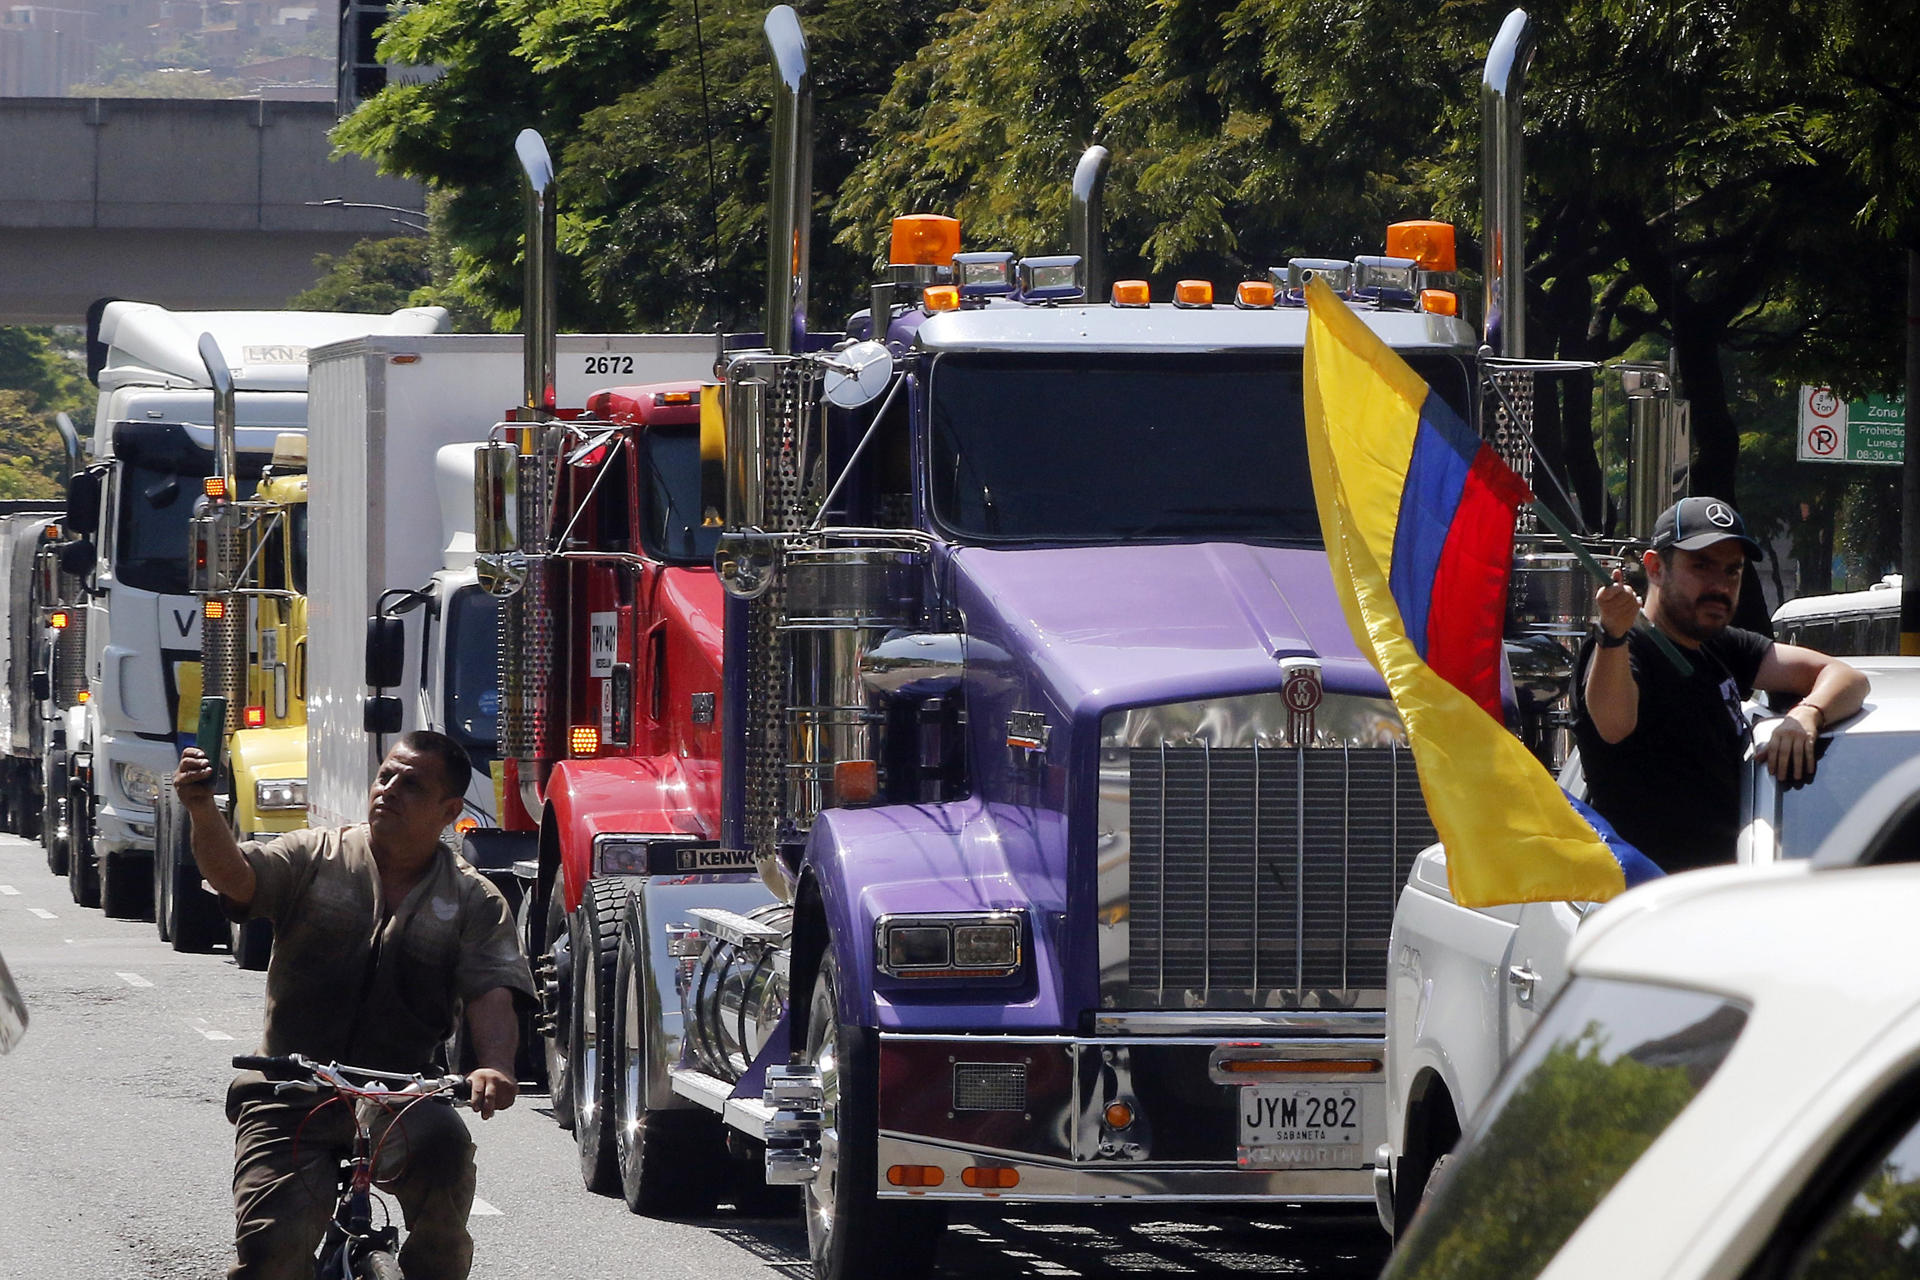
[42,771,68,878]
[803,950,946,1280]
[16,773,41,840]
[542,888,575,1131]
[100,848,152,921]
[66,786,98,908]
[572,877,628,1194]
[164,794,223,953]
[614,892,723,1217]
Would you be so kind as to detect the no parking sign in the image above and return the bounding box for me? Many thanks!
[1797,385,1905,465]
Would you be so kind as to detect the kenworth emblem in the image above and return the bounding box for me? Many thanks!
[1278,655,1324,746]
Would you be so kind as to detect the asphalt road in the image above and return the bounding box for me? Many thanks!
[0,833,1392,1279]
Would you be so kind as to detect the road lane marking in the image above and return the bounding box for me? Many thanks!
[28,907,55,919]
[0,884,19,894]
[469,1197,502,1217]
[116,972,154,988]
[185,1018,234,1042]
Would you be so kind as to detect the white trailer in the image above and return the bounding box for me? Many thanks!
[64,302,449,917]
[0,503,63,836]
[303,333,716,833]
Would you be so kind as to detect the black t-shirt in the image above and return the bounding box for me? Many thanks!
[1571,625,1773,874]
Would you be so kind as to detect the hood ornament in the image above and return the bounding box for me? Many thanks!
[1277,655,1323,747]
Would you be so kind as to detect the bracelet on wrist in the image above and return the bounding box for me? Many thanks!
[1798,701,1826,730]
[1596,628,1629,649]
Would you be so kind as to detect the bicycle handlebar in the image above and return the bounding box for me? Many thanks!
[231,1054,471,1101]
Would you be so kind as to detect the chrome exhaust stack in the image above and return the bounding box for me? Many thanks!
[198,333,237,490]
[516,128,559,417]
[1480,8,1534,357]
[1070,144,1110,304]
[763,4,812,358]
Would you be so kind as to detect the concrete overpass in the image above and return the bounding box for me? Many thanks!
[0,97,430,325]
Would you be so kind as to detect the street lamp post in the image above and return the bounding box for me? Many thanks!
[304,197,429,233]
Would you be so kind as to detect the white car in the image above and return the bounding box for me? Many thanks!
[1382,848,1920,1279]
[1378,657,1920,1235]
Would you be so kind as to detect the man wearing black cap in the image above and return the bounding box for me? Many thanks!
[1573,497,1868,873]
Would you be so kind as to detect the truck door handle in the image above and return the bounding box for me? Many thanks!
[1507,963,1540,1006]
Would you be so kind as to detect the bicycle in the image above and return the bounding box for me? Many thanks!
[232,1053,471,1280]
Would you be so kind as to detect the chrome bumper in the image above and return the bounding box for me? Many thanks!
[875,1031,1383,1204]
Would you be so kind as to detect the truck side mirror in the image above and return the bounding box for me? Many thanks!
[65,468,103,536]
[473,442,518,555]
[699,382,726,529]
[29,671,49,702]
[57,539,95,578]
[363,695,403,735]
[365,615,406,689]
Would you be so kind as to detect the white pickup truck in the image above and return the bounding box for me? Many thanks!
[1378,656,1920,1237]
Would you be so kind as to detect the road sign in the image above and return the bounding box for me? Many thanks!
[1798,385,1906,465]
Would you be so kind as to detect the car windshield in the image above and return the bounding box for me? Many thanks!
[1384,977,1748,1280]
[443,586,498,762]
[927,350,1474,545]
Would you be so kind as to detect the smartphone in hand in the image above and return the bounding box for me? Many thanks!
[196,695,228,783]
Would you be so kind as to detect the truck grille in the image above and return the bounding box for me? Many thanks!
[1119,743,1433,1009]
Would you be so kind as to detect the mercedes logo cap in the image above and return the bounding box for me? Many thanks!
[1652,497,1761,556]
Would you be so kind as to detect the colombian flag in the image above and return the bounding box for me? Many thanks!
[1301,277,1658,907]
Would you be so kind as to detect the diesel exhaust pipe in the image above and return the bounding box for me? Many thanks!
[197,333,237,487]
[1069,144,1110,304]
[516,128,559,416]
[1480,8,1535,358]
[763,5,812,357]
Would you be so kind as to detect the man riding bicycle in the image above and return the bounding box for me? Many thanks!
[175,730,535,1280]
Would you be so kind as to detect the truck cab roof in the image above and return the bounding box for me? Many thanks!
[585,382,704,429]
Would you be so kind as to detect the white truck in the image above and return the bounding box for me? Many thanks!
[303,333,717,838]
[1378,656,1920,1238]
[59,302,449,917]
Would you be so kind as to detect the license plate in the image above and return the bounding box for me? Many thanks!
[1237,1084,1363,1169]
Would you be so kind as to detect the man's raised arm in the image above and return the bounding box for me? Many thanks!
[172,746,256,906]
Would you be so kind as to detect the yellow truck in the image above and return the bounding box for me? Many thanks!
[152,341,309,965]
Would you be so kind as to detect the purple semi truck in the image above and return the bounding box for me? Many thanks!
[473,6,1670,1277]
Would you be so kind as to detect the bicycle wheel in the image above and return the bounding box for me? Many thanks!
[351,1248,402,1280]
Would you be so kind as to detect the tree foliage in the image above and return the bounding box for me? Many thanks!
[0,329,89,500]
[287,236,437,315]
[338,0,1918,569]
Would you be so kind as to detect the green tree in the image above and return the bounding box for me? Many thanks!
[68,69,248,98]
[0,329,89,499]
[288,236,435,315]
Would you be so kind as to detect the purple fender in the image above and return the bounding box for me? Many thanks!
[803,796,1070,1031]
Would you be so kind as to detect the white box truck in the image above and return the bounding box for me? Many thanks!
[303,333,716,840]
[61,302,449,916]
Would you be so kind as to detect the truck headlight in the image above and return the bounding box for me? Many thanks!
[255,778,307,812]
[876,912,1024,979]
[115,763,162,807]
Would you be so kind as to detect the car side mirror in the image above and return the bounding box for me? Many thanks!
[473,442,518,555]
[699,382,726,531]
[365,615,406,690]
[363,695,403,736]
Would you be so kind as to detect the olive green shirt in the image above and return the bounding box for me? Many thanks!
[230,824,534,1077]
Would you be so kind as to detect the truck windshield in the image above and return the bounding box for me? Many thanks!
[638,427,720,565]
[927,350,1474,545]
[287,504,308,596]
[443,585,499,761]
[111,425,263,595]
[1384,978,1747,1280]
